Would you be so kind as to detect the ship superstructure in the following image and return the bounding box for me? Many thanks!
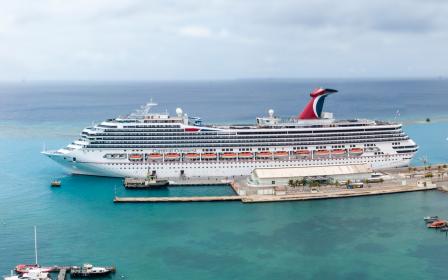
[43,89,418,178]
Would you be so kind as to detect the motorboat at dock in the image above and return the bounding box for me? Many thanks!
[70,264,115,278]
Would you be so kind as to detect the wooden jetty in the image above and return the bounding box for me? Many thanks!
[114,196,241,203]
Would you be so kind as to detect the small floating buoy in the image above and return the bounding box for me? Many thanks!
[51,180,61,187]
[426,117,431,123]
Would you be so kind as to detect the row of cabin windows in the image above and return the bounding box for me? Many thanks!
[90,130,404,137]
[85,138,408,149]
[87,136,406,143]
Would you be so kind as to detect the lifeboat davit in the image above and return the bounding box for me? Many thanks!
[221,152,237,159]
[274,151,289,158]
[331,149,347,156]
[350,148,364,156]
[129,154,143,160]
[202,153,217,159]
[148,153,162,160]
[185,153,200,160]
[165,153,180,160]
[314,150,330,157]
[256,152,272,158]
[238,152,253,159]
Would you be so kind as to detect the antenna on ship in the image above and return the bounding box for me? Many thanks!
[34,225,38,265]
[131,98,158,118]
[394,109,401,121]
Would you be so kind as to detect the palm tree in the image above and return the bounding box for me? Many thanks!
[288,179,294,188]
[301,177,307,192]
[437,166,443,179]
[293,179,299,188]
[301,177,307,186]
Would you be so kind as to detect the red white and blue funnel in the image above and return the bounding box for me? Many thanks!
[299,88,338,119]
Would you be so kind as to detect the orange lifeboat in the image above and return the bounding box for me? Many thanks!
[314,150,330,157]
[185,153,200,160]
[294,150,310,157]
[238,152,253,159]
[221,152,237,159]
[256,151,272,158]
[331,149,347,156]
[274,151,289,158]
[148,153,162,160]
[164,153,180,160]
[129,154,143,161]
[350,148,364,156]
[202,153,217,160]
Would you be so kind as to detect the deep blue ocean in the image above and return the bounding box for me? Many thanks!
[1,79,448,279]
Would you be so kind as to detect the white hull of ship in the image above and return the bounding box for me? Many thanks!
[44,152,413,179]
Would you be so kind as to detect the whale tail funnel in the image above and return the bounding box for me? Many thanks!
[299,88,337,119]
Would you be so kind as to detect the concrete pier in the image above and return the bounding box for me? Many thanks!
[114,196,241,203]
[169,181,230,187]
[240,185,437,203]
[114,166,448,204]
[114,184,437,204]
[57,268,68,280]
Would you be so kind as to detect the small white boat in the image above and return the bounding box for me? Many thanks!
[22,269,51,280]
[4,269,51,280]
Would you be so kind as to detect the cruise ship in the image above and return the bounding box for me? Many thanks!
[43,88,418,178]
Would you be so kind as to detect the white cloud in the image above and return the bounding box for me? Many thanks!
[179,25,212,38]
[0,0,447,80]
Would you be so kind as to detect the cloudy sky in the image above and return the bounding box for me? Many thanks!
[0,0,447,80]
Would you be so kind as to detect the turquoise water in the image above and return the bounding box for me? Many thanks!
[1,80,448,279]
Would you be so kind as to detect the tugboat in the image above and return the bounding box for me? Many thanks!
[124,169,169,189]
[70,264,115,278]
[124,175,169,189]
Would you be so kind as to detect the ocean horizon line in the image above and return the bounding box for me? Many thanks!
[0,76,446,84]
